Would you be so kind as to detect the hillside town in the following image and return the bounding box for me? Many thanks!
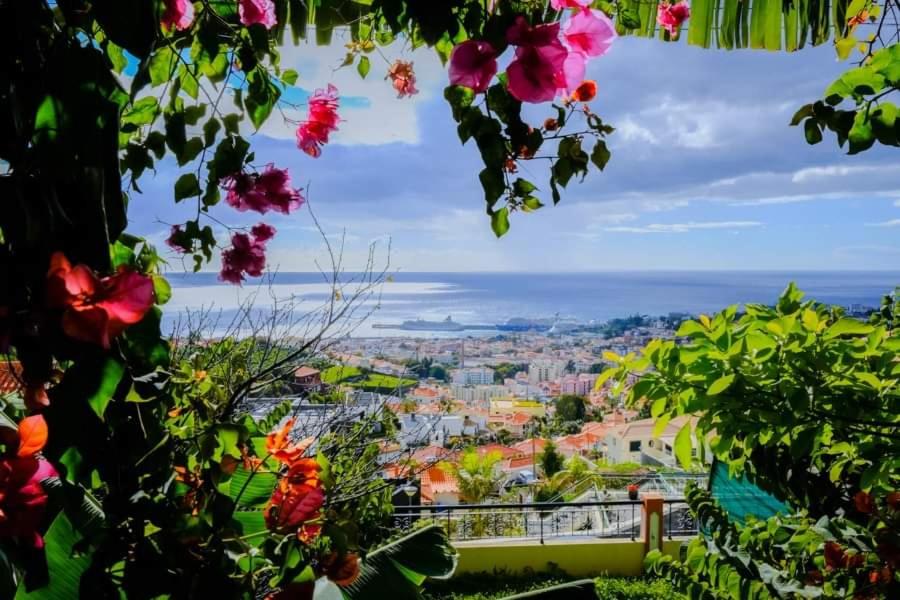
[276,316,709,506]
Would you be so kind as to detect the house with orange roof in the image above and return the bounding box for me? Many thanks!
[555,431,604,458]
[510,438,547,458]
[474,443,520,461]
[0,361,22,395]
[420,466,459,505]
[408,386,442,403]
[604,415,698,466]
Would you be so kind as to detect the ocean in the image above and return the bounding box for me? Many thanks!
[163,271,900,338]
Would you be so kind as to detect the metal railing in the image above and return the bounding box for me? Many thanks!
[392,499,697,544]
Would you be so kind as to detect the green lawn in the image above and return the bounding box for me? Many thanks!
[423,574,681,600]
[320,365,416,391]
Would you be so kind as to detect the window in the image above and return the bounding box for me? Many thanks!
[629,440,642,452]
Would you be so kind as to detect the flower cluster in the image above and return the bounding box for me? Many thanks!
[223,165,305,214]
[46,252,155,349]
[161,0,194,31]
[296,85,341,158]
[263,420,325,544]
[239,0,277,29]
[219,223,276,285]
[0,416,57,549]
[387,60,418,98]
[657,1,691,37]
[449,7,615,104]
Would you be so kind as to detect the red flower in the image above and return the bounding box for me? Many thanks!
[657,1,691,37]
[571,80,598,102]
[219,224,275,285]
[46,253,155,348]
[24,384,50,411]
[0,415,57,548]
[223,165,304,215]
[886,491,900,510]
[296,85,340,158]
[824,541,845,570]
[387,60,418,98]
[265,457,325,542]
[448,40,498,93]
[855,491,875,514]
[166,224,190,254]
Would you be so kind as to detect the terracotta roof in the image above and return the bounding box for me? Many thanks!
[420,466,458,502]
[294,366,320,378]
[410,445,453,465]
[503,456,536,470]
[511,438,547,456]
[0,361,23,395]
[410,387,439,397]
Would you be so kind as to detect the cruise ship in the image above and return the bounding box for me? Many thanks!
[372,316,466,332]
[494,317,555,332]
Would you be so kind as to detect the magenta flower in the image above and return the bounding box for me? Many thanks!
[559,50,587,96]
[166,224,189,253]
[219,225,275,285]
[251,223,276,242]
[657,1,691,36]
[223,165,304,214]
[505,18,572,103]
[161,0,194,31]
[239,0,277,30]
[550,0,593,9]
[562,9,617,58]
[448,40,498,93]
[296,85,341,158]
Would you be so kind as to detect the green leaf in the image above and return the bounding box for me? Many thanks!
[148,46,176,87]
[590,140,611,171]
[674,422,693,469]
[174,173,200,201]
[152,275,172,305]
[342,526,457,600]
[491,207,510,238]
[803,119,823,144]
[707,374,735,396]
[512,178,536,196]
[824,317,874,339]
[281,69,299,86]
[357,55,371,78]
[15,514,90,599]
[228,467,278,507]
[87,359,126,420]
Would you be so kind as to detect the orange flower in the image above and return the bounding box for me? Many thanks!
[571,80,597,103]
[848,10,869,27]
[543,118,559,131]
[16,415,48,458]
[266,418,313,465]
[322,552,360,587]
[854,491,875,514]
[24,384,50,411]
[265,460,324,540]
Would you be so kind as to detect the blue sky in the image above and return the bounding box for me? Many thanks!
[130,32,900,272]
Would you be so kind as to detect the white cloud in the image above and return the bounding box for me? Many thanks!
[867,219,900,227]
[791,164,900,183]
[604,221,763,234]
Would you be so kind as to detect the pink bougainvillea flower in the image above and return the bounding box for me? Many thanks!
[448,40,498,93]
[218,224,275,285]
[506,16,562,47]
[0,415,57,548]
[161,0,195,31]
[561,8,617,58]
[239,0,277,30]
[657,1,691,36]
[387,60,419,98]
[296,85,341,158]
[550,0,593,9]
[166,224,190,254]
[46,253,155,348]
[223,165,304,214]
[558,50,587,96]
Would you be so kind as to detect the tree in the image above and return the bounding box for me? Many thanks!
[564,359,577,374]
[495,428,513,446]
[442,449,503,504]
[606,285,900,599]
[539,440,565,478]
[428,365,449,381]
[493,362,528,383]
[554,394,587,423]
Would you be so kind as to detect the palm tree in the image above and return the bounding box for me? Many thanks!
[441,448,503,503]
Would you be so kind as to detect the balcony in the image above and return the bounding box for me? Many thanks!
[393,497,696,578]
